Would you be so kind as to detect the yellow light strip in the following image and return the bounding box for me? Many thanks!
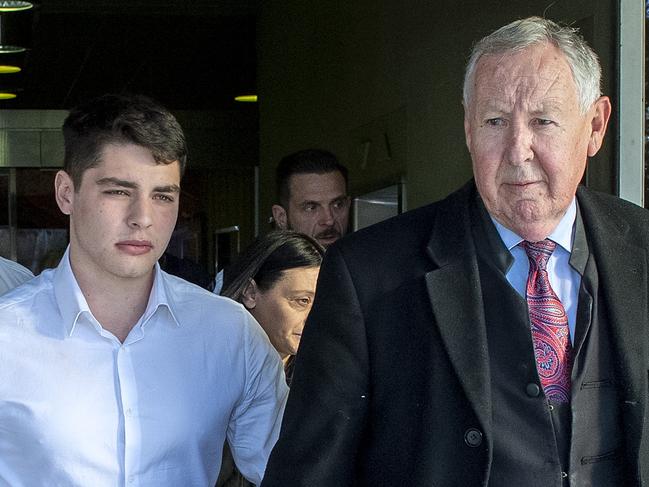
[234,95,257,103]
[0,92,17,99]
[0,65,20,74]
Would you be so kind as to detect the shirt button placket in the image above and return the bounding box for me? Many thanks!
[117,345,140,486]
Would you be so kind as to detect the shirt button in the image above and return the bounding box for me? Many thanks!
[464,428,483,447]
[526,383,541,397]
[125,408,132,417]
[128,475,135,483]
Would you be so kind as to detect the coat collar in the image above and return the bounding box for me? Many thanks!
[424,181,493,441]
[576,186,647,457]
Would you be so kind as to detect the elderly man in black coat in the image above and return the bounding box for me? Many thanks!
[262,16,649,487]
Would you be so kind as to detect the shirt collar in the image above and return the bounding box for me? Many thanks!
[53,246,181,337]
[491,198,576,252]
[53,247,92,336]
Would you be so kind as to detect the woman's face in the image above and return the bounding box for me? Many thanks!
[247,266,320,360]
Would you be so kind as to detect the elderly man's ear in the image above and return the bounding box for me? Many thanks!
[271,205,289,230]
[587,96,611,157]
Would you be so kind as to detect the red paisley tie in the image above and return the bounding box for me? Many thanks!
[521,239,572,404]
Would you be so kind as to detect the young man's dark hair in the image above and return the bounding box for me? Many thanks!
[275,149,348,208]
[63,93,187,189]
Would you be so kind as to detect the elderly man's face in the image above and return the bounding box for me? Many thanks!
[464,42,610,241]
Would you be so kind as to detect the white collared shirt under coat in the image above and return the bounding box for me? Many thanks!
[0,247,288,487]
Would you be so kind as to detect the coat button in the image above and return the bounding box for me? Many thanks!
[526,383,541,397]
[464,428,483,447]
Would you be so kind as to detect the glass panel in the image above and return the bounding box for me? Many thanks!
[15,169,68,274]
[353,184,402,231]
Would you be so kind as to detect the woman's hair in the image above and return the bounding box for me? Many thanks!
[220,230,325,302]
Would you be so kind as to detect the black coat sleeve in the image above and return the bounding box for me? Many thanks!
[261,244,370,486]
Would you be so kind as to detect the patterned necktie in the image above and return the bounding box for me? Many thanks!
[521,239,572,404]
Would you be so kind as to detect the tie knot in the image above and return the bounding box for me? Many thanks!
[521,239,556,269]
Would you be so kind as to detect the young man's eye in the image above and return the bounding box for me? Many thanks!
[105,189,129,196]
[155,194,175,203]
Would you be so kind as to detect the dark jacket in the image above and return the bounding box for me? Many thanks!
[262,181,649,486]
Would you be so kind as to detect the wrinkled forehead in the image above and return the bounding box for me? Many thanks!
[469,45,578,112]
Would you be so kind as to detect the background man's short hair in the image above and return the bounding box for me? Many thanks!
[276,149,348,208]
[63,93,188,189]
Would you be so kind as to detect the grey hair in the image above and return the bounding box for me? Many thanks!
[462,16,602,114]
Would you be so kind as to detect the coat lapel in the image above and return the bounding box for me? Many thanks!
[424,184,492,435]
[577,186,647,459]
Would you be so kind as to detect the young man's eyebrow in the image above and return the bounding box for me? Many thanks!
[154,184,181,193]
[95,178,180,194]
[95,177,138,189]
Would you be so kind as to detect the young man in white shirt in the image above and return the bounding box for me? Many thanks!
[0,94,288,487]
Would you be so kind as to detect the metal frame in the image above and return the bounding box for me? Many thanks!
[617,0,645,206]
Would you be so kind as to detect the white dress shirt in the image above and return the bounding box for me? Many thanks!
[0,255,33,295]
[0,247,288,487]
[492,198,581,341]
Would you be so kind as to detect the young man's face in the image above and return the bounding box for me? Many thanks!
[55,143,181,286]
[272,171,350,248]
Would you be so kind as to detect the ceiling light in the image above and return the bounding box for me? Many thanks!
[0,45,25,53]
[0,2,33,12]
[0,92,16,99]
[0,65,20,73]
[234,95,257,103]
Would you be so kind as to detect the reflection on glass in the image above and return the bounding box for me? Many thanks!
[0,169,68,274]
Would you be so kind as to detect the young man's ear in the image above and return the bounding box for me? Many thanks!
[241,279,259,310]
[271,205,289,230]
[54,170,75,216]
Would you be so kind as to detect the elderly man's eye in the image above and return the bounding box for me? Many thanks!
[534,118,554,126]
[484,118,505,127]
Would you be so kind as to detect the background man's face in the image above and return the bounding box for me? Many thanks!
[273,171,350,248]
[55,143,181,286]
[464,42,610,241]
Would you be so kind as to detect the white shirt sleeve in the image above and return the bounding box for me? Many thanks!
[227,311,289,485]
[0,256,33,296]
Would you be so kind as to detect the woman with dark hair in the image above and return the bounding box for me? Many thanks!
[216,230,324,487]
[220,230,324,382]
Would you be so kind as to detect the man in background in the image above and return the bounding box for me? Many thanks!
[263,17,649,486]
[0,93,287,486]
[272,149,351,248]
[214,149,350,294]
